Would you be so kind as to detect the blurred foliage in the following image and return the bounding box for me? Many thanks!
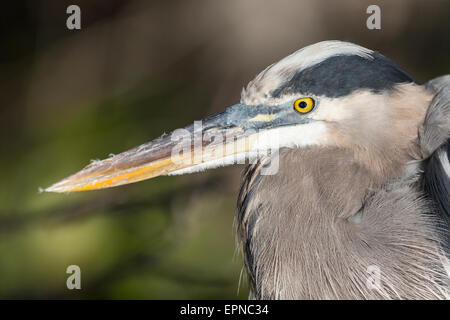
[0,66,248,299]
[0,0,448,299]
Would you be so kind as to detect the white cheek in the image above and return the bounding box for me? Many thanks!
[311,91,388,123]
[312,98,354,122]
[250,122,329,151]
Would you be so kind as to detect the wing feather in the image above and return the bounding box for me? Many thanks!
[421,76,450,244]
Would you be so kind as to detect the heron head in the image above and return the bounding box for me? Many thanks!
[46,40,432,192]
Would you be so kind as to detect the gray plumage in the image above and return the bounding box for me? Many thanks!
[238,148,449,299]
[421,76,450,246]
[237,50,450,299]
[47,41,450,300]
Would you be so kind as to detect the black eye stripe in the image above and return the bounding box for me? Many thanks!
[271,53,415,98]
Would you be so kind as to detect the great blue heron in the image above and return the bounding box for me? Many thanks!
[47,41,449,299]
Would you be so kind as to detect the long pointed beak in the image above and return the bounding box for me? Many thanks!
[46,103,295,193]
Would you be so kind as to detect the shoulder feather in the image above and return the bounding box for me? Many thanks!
[421,75,450,243]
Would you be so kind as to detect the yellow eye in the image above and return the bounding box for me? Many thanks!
[293,97,315,114]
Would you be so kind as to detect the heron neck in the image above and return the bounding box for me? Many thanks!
[236,146,443,299]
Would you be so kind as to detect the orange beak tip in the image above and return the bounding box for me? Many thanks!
[43,181,72,193]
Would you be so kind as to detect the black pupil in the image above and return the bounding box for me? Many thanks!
[299,101,307,109]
